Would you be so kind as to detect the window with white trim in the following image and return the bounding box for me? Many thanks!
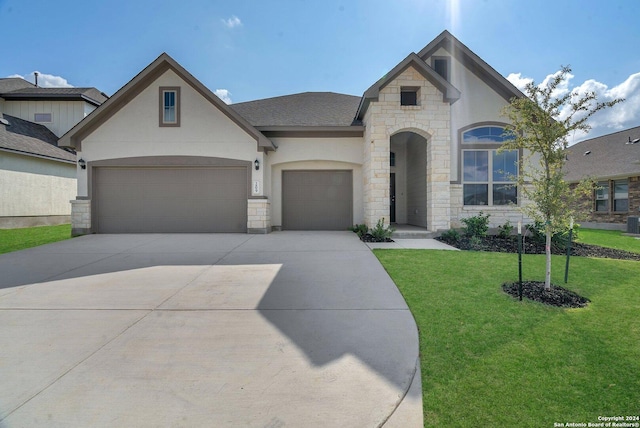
[613,180,628,212]
[159,87,180,126]
[595,181,609,212]
[461,126,518,206]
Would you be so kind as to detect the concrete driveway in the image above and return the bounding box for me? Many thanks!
[0,232,422,427]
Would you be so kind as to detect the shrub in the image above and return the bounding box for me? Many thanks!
[369,219,395,242]
[525,220,578,248]
[461,212,490,238]
[497,220,514,239]
[351,223,368,238]
[440,228,461,243]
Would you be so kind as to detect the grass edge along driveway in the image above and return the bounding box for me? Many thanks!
[375,249,639,428]
[0,224,72,255]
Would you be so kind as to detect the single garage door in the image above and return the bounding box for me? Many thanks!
[282,170,352,230]
[93,166,248,233]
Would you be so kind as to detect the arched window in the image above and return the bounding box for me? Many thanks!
[461,126,518,206]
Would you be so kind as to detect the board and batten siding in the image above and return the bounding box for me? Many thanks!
[3,100,94,137]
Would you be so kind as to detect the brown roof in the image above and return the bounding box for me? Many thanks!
[564,126,640,181]
[1,86,108,106]
[0,114,76,163]
[230,92,362,127]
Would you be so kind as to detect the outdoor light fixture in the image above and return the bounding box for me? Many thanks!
[255,159,260,170]
[78,158,86,169]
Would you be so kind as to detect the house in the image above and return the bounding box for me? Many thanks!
[0,78,107,228]
[564,126,640,230]
[59,30,528,236]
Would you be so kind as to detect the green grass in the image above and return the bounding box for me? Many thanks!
[577,228,640,253]
[0,224,72,254]
[375,249,639,427]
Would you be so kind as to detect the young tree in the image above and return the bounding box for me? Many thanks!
[501,66,623,290]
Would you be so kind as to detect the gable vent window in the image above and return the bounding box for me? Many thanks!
[159,87,180,127]
[433,57,450,81]
[34,113,52,123]
[400,87,419,106]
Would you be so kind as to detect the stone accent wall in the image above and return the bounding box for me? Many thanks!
[247,199,271,234]
[362,66,452,231]
[450,184,534,228]
[70,199,91,236]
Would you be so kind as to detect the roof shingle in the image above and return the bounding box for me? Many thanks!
[0,114,76,162]
[230,92,361,127]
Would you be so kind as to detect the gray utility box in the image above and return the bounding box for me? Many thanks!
[627,216,640,234]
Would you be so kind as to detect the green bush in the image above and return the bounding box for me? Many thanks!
[440,228,461,243]
[461,212,490,238]
[351,223,368,238]
[369,219,395,241]
[497,220,514,239]
[525,220,577,248]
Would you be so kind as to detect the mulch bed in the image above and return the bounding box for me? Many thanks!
[359,233,394,243]
[502,281,590,308]
[436,235,640,261]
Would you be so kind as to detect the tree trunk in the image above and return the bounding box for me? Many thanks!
[545,226,552,290]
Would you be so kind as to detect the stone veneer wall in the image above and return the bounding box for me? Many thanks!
[450,184,534,228]
[247,199,271,233]
[70,199,91,236]
[362,66,452,231]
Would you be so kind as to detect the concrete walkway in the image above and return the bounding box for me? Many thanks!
[0,232,422,427]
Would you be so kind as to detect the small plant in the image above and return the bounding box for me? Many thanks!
[351,223,368,238]
[497,220,514,239]
[525,220,577,249]
[440,228,461,243]
[369,218,395,242]
[461,211,490,239]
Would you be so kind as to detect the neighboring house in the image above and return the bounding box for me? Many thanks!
[59,30,529,236]
[564,126,640,230]
[0,78,107,228]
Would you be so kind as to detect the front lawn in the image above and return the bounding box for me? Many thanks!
[577,228,640,254]
[375,250,639,427]
[0,224,72,255]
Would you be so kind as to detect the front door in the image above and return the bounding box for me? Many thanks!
[390,173,396,223]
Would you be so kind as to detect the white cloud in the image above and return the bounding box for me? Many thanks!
[7,71,73,88]
[507,70,640,143]
[221,15,242,29]
[215,89,232,104]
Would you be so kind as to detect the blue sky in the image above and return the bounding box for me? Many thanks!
[2,0,640,140]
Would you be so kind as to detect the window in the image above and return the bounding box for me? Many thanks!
[433,57,450,81]
[159,87,180,126]
[613,180,629,212]
[595,181,609,212]
[390,152,396,167]
[400,87,418,106]
[463,149,518,205]
[461,125,517,206]
[34,113,52,123]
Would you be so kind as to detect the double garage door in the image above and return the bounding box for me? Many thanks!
[93,166,248,233]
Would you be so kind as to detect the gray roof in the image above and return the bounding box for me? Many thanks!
[564,126,640,182]
[230,92,362,127]
[1,86,108,106]
[0,78,35,93]
[0,114,76,163]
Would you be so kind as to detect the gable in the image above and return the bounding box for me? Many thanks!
[59,53,274,152]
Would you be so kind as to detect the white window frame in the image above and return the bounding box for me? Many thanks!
[595,181,609,212]
[613,179,629,212]
[462,149,518,206]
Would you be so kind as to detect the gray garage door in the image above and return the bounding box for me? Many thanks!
[282,170,352,230]
[93,167,248,233]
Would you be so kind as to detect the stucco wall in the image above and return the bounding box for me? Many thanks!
[0,151,76,223]
[267,136,364,228]
[77,69,263,197]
